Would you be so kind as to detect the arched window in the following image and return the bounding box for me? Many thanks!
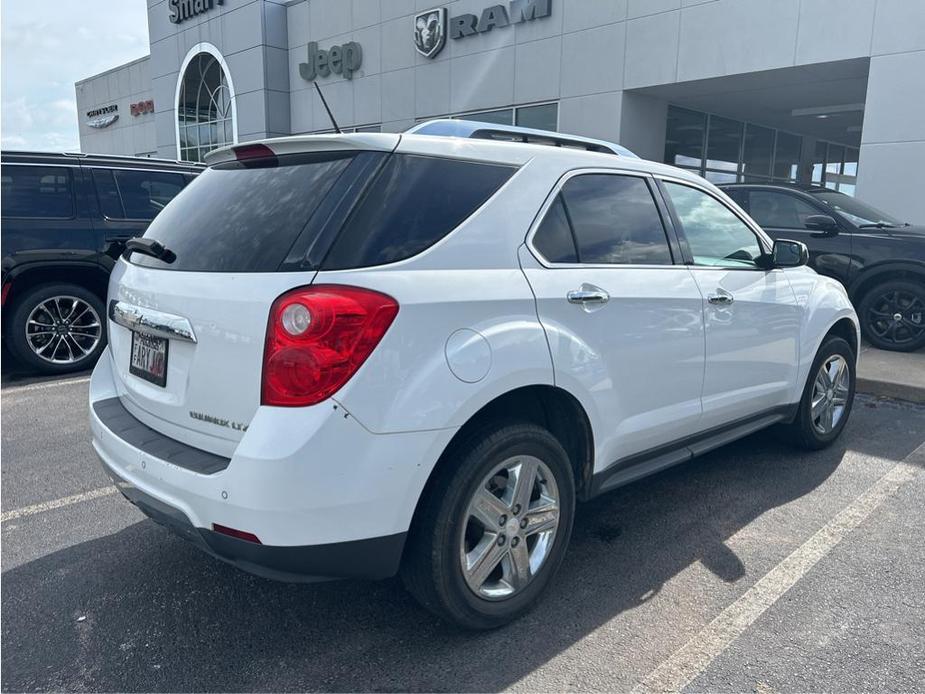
[177,51,235,162]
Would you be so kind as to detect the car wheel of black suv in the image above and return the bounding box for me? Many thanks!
[6,283,107,374]
[857,280,925,352]
[401,422,575,630]
[783,335,856,450]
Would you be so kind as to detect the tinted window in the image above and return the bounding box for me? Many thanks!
[323,154,515,270]
[134,152,357,272]
[747,190,818,229]
[92,169,124,218]
[1,165,73,218]
[812,191,902,227]
[114,170,186,220]
[559,174,672,265]
[533,196,577,263]
[664,182,763,268]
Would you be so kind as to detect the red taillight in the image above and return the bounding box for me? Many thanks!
[1,282,9,306]
[261,285,399,407]
[212,523,261,544]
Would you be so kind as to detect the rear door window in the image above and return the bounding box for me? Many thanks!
[537,174,673,265]
[321,154,516,270]
[133,151,359,272]
[1,165,74,218]
[93,169,187,220]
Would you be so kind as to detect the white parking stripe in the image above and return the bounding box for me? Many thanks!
[1,485,118,523]
[634,442,924,694]
[1,376,91,396]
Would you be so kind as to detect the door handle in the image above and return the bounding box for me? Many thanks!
[708,290,734,305]
[567,285,610,307]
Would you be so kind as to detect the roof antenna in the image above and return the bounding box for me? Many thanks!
[314,82,342,134]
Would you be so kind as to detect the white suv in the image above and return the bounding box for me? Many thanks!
[89,121,858,629]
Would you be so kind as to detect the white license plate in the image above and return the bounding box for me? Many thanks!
[130,332,168,387]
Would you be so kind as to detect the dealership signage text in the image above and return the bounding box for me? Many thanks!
[299,42,363,81]
[414,0,551,58]
[169,0,224,24]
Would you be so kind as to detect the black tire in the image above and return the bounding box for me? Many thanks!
[401,422,576,630]
[782,336,856,450]
[5,283,107,375]
[857,280,925,352]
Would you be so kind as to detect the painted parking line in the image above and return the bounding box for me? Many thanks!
[1,485,118,523]
[1,376,91,396]
[634,441,924,693]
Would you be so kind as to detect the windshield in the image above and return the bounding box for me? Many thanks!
[811,190,903,227]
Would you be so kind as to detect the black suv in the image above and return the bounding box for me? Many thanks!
[721,183,925,352]
[1,152,202,374]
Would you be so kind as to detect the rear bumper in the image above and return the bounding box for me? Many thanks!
[89,347,456,581]
[101,460,405,581]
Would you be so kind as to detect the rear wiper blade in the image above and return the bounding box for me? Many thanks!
[124,237,177,264]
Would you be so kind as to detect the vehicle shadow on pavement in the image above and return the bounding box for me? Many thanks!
[2,398,922,693]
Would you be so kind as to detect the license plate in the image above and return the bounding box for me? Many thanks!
[130,332,169,387]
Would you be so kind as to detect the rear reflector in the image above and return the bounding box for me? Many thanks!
[262,285,399,407]
[1,282,9,306]
[212,523,262,544]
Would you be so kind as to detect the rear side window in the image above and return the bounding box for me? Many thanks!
[133,152,357,272]
[92,169,186,220]
[533,174,672,265]
[322,154,516,270]
[1,165,74,218]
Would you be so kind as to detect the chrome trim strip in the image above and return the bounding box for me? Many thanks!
[108,300,197,343]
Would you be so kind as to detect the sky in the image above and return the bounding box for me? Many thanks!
[1,0,150,151]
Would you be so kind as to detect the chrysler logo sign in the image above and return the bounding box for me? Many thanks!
[86,104,118,129]
[414,0,551,59]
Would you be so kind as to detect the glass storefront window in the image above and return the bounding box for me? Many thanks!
[743,124,773,177]
[177,52,234,162]
[773,131,802,181]
[516,103,558,131]
[462,108,514,125]
[664,106,705,170]
[705,115,742,173]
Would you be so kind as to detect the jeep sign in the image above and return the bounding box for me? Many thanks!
[299,41,363,81]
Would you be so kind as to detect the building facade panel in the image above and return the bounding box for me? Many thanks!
[76,0,925,221]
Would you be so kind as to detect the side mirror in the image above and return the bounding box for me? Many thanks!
[771,239,809,268]
[804,214,839,234]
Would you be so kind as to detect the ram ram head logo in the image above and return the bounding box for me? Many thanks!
[413,8,447,59]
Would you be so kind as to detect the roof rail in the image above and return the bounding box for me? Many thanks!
[0,150,204,167]
[406,119,638,158]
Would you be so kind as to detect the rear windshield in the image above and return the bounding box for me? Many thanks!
[132,151,357,272]
[132,151,516,273]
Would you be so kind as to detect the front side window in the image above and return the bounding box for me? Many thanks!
[1,165,73,219]
[747,190,819,229]
[540,174,672,265]
[664,181,763,268]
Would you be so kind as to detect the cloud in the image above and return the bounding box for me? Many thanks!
[1,1,149,151]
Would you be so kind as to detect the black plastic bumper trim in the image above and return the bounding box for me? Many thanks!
[93,397,230,475]
[99,458,406,582]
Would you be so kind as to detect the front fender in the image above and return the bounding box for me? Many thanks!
[785,267,860,402]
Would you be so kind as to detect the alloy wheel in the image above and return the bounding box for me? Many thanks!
[25,296,102,365]
[459,455,560,600]
[810,354,851,435]
[864,289,925,348]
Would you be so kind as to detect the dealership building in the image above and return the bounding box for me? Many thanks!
[76,0,925,222]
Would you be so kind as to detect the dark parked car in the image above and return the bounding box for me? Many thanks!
[721,183,925,352]
[1,151,203,374]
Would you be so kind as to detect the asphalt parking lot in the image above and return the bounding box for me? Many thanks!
[2,372,924,692]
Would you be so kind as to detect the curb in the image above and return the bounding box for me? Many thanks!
[857,377,925,405]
